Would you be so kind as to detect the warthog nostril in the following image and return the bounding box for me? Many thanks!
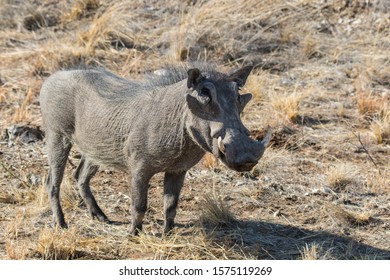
[234,162,258,172]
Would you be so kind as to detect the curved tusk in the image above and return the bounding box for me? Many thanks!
[217,136,226,154]
[260,128,272,147]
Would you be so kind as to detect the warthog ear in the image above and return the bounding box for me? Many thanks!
[228,65,253,87]
[238,93,253,113]
[187,68,203,89]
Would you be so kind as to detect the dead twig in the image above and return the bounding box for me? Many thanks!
[351,131,380,171]
[0,162,31,189]
[344,120,381,174]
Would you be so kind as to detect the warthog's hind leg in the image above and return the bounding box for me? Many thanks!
[45,132,72,228]
[163,171,186,234]
[74,155,109,223]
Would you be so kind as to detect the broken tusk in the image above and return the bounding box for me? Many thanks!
[260,128,271,147]
[217,136,226,154]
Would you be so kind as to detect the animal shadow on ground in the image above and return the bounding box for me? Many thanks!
[200,220,390,260]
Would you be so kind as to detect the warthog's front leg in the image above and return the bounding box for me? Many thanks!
[74,155,109,223]
[45,132,72,228]
[163,171,186,234]
[129,172,153,235]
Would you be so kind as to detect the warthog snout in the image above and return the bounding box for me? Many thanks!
[215,128,271,172]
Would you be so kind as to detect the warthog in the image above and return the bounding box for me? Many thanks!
[40,65,270,234]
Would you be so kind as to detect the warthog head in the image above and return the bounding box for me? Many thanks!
[186,66,270,172]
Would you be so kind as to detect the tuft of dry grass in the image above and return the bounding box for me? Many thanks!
[34,180,49,208]
[62,0,101,23]
[354,71,389,120]
[357,92,388,120]
[244,72,272,102]
[366,169,389,193]
[255,146,291,171]
[301,33,321,59]
[199,191,236,227]
[5,240,28,260]
[299,243,334,260]
[330,205,373,227]
[202,153,218,169]
[79,2,151,55]
[0,163,37,205]
[370,112,390,144]
[0,188,36,205]
[61,177,82,211]
[36,227,79,260]
[5,211,27,240]
[337,102,346,118]
[270,91,304,123]
[30,45,97,78]
[12,86,36,123]
[326,163,357,190]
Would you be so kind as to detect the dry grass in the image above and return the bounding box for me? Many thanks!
[34,181,49,208]
[202,153,218,169]
[244,71,278,102]
[370,112,390,144]
[36,227,78,260]
[300,243,334,260]
[366,169,390,193]
[62,0,101,23]
[12,86,36,123]
[79,3,141,54]
[5,240,28,260]
[0,163,37,205]
[270,91,304,123]
[301,33,321,59]
[0,187,36,205]
[326,163,358,190]
[329,205,373,227]
[127,228,248,260]
[199,191,236,227]
[61,177,82,211]
[30,46,95,78]
[357,92,388,120]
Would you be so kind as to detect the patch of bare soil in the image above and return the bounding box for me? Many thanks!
[0,0,389,259]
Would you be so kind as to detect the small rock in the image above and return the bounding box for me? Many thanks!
[235,181,245,187]
[201,170,208,175]
[6,125,44,145]
[29,174,41,187]
[273,209,282,217]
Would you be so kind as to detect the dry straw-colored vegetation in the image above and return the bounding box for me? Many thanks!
[1,0,389,260]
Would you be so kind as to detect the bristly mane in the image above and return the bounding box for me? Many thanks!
[142,62,219,88]
[65,62,219,94]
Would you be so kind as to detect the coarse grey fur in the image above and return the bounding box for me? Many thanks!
[40,64,270,234]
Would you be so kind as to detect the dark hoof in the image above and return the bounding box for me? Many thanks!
[91,211,109,223]
[129,226,142,236]
[163,226,175,235]
[97,216,110,223]
[54,221,68,229]
[164,221,175,235]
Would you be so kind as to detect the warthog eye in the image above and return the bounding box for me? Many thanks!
[195,86,211,106]
[201,87,211,98]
